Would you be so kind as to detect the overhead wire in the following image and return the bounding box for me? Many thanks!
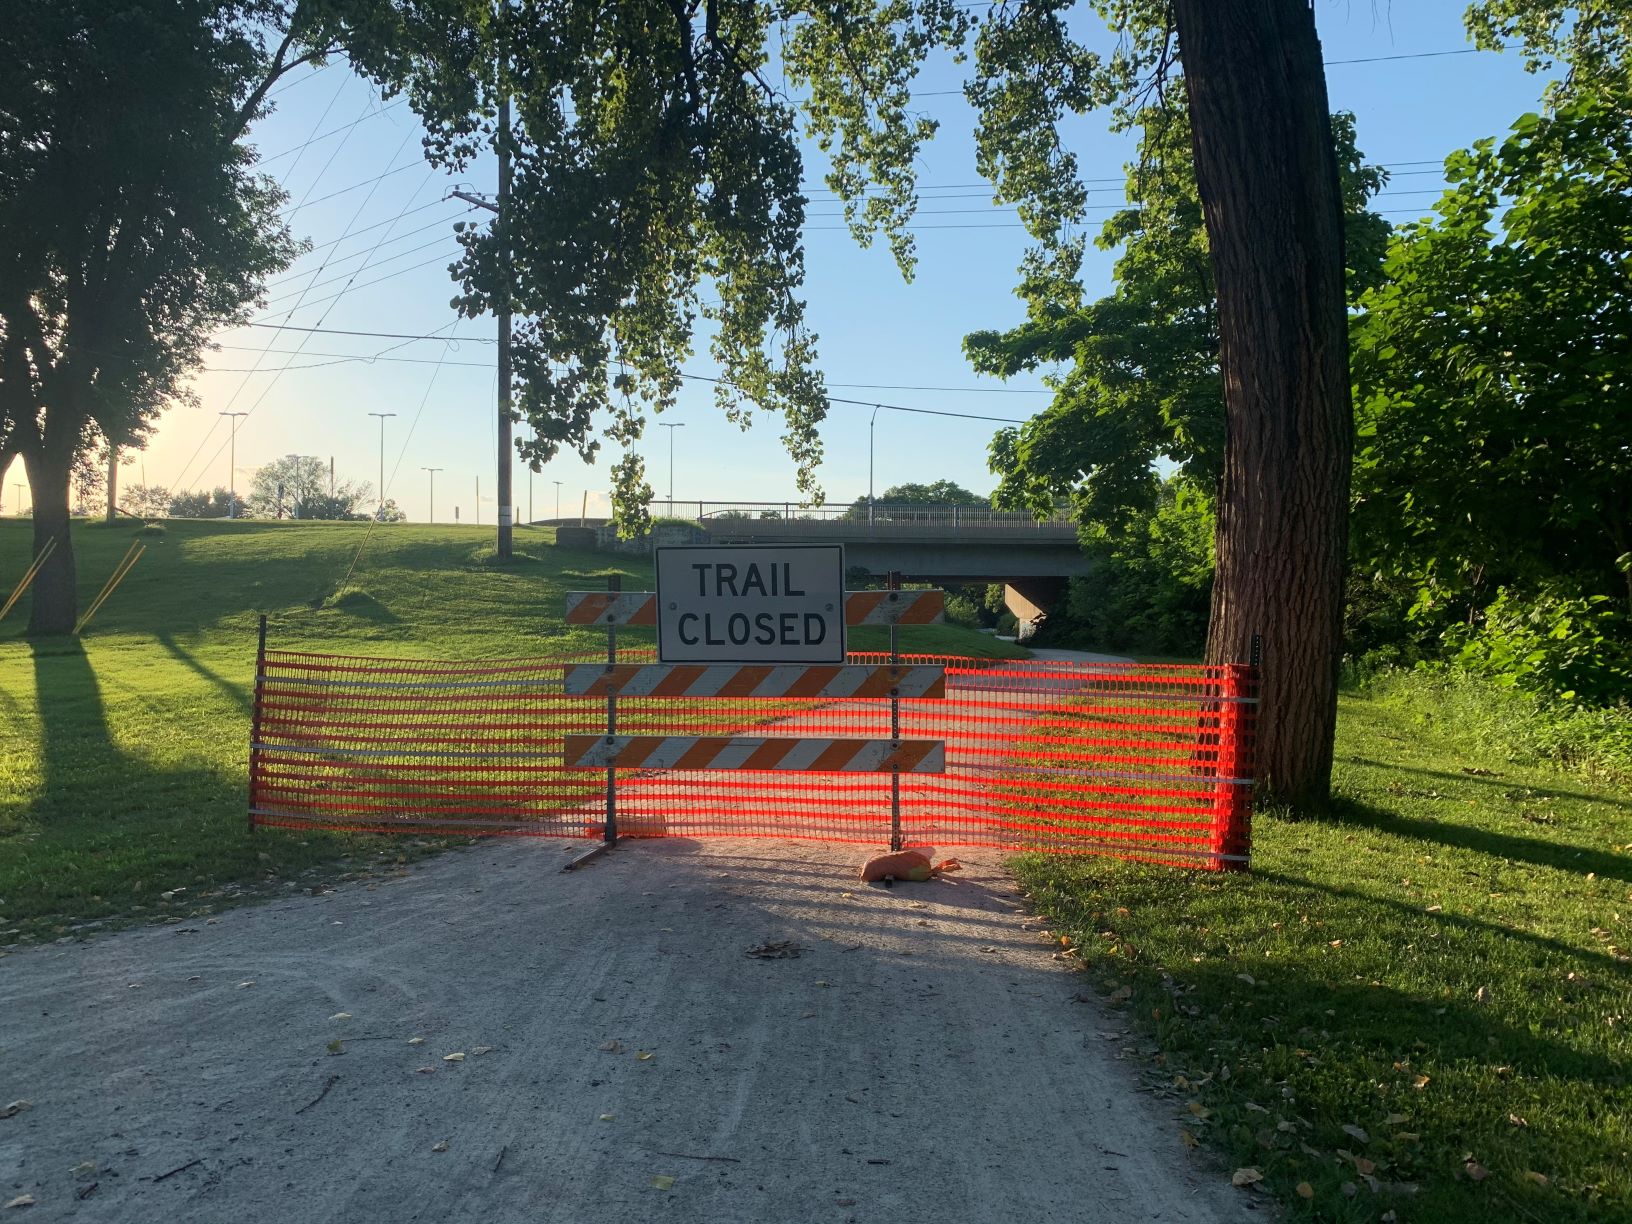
[173,132,435,491]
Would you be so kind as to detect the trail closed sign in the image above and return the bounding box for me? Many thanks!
[656,544,845,664]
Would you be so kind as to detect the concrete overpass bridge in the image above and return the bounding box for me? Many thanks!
[559,501,1089,636]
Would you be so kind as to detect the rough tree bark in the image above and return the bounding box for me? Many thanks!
[1172,0,1353,808]
[22,442,77,636]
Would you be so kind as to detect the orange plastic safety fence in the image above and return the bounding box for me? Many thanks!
[250,646,1257,869]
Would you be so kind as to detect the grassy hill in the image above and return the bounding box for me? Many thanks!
[0,517,1022,941]
[3,518,1630,1220]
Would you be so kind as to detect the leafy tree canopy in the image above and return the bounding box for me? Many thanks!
[247,455,373,519]
[1466,0,1632,102]
[169,487,239,519]
[969,104,1388,527]
[1350,85,1632,623]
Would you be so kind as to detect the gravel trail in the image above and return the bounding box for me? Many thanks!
[0,838,1252,1223]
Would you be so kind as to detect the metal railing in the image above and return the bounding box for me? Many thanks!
[647,500,1076,537]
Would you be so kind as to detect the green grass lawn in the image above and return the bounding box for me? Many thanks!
[0,517,1026,943]
[1016,685,1632,1223]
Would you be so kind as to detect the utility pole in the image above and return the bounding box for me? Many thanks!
[13,483,26,515]
[553,479,562,522]
[105,445,118,523]
[367,412,396,520]
[219,411,247,517]
[528,463,533,526]
[450,54,514,560]
[422,467,443,523]
[659,422,685,515]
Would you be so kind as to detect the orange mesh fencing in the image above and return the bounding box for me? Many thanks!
[250,645,1257,870]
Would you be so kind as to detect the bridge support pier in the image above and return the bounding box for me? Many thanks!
[1004,577,1068,642]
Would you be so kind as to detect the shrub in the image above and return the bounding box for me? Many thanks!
[1443,582,1632,707]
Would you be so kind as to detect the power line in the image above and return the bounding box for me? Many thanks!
[265,203,468,283]
[256,100,407,166]
[281,160,425,217]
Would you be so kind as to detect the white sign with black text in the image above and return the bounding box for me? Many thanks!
[655,544,846,663]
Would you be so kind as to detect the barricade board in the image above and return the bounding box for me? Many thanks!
[564,734,946,773]
[562,663,946,699]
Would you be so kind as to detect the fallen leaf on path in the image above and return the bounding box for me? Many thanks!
[599,1114,615,1122]
[5,1194,34,1209]
[814,980,831,988]
[637,1051,653,1061]
[599,1040,624,1053]
[70,1163,95,1180]
[472,1046,493,1056]
[0,1101,31,1119]
[1231,1167,1263,1187]
[326,1040,343,1055]
[329,1012,351,1021]
[745,940,801,959]
[1108,986,1133,1004]
[237,981,255,989]
[1296,1182,1314,1200]
[1342,1124,1370,1144]
[650,1175,675,1190]
[407,1037,424,1045]
[431,1141,449,1153]
[414,1067,436,1074]
[1180,1129,1198,1148]
[442,1053,465,1063]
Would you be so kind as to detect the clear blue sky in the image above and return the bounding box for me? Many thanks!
[3,3,1555,522]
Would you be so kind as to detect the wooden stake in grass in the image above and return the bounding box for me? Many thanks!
[73,540,145,634]
[0,534,59,623]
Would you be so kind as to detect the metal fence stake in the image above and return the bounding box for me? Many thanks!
[248,614,267,835]
[888,570,903,851]
[605,572,620,844]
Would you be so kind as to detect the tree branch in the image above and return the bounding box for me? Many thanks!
[230,3,337,141]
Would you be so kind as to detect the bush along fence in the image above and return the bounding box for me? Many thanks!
[247,616,1258,870]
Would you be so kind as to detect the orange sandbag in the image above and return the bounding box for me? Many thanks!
[857,850,963,883]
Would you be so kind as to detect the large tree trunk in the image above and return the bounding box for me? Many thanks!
[22,446,77,636]
[1173,0,1353,808]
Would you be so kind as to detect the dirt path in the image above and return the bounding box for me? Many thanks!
[0,839,1252,1223]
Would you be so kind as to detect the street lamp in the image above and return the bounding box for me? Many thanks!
[552,479,562,522]
[659,422,685,515]
[868,404,881,525]
[422,467,443,524]
[219,411,247,517]
[367,412,397,520]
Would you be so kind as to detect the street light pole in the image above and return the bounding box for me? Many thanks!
[422,467,443,524]
[868,404,881,525]
[367,412,397,520]
[553,480,562,522]
[659,422,685,515]
[219,412,247,517]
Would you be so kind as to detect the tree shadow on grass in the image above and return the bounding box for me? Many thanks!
[1253,866,1630,971]
[1342,756,1632,811]
[1323,795,1632,883]
[155,632,253,718]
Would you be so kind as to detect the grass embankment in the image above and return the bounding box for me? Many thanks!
[0,518,1025,943]
[1017,680,1631,1223]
